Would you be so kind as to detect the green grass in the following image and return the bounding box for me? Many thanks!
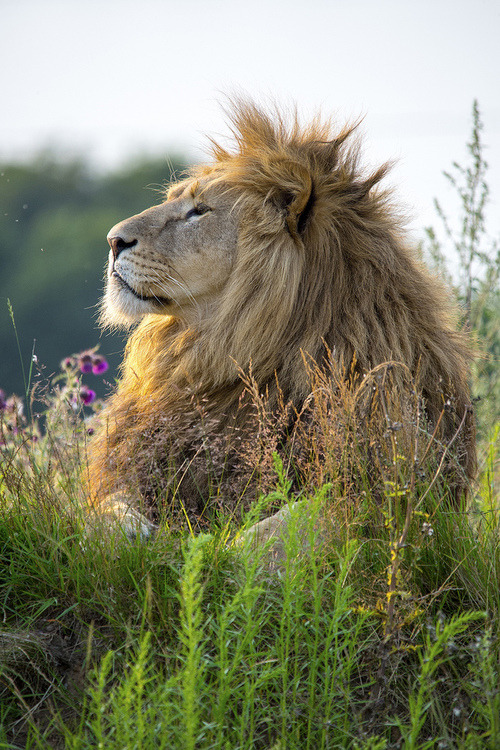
[0,429,499,749]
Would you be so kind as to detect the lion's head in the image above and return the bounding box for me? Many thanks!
[102,179,239,328]
[89,100,475,524]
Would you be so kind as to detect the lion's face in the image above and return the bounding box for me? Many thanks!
[102,178,239,326]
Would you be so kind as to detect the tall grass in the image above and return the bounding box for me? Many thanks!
[0,469,498,748]
[425,99,500,447]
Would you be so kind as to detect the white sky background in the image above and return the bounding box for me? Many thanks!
[2,0,500,240]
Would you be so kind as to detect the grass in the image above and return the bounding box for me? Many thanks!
[0,353,499,749]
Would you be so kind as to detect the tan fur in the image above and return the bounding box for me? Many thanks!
[88,100,475,528]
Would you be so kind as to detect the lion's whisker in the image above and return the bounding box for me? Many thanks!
[146,268,199,313]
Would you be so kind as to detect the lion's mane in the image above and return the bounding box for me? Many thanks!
[88,101,475,523]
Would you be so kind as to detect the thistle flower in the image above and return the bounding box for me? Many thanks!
[0,389,6,411]
[78,354,93,374]
[61,356,76,370]
[91,355,109,375]
[79,385,96,405]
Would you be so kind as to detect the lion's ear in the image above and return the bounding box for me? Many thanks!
[276,175,315,238]
[295,182,316,234]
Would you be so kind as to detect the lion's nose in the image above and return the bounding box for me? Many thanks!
[107,235,138,260]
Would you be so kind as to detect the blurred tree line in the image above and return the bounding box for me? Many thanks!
[0,151,189,399]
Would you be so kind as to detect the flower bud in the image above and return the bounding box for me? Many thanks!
[78,354,93,374]
[80,385,96,405]
[92,355,109,375]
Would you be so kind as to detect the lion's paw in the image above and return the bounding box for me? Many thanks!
[86,492,157,543]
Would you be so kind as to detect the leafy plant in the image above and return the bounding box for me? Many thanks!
[425,100,500,445]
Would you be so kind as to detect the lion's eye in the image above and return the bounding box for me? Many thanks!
[185,204,210,221]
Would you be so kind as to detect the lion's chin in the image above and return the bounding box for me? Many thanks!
[99,280,160,329]
[99,271,176,328]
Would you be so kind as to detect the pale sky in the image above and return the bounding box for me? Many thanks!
[2,0,500,237]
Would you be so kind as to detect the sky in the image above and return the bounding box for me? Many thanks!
[2,0,500,239]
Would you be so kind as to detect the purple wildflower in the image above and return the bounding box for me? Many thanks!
[78,353,93,374]
[62,356,76,370]
[79,385,96,405]
[0,389,6,411]
[92,355,109,375]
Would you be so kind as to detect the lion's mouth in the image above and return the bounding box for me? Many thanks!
[112,271,171,305]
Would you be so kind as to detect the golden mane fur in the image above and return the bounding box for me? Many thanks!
[88,101,475,525]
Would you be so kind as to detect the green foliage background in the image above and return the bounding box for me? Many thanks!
[0,152,189,398]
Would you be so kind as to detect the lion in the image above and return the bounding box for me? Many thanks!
[87,100,476,538]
